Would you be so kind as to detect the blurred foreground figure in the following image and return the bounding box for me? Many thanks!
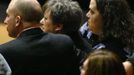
[80,49,126,75]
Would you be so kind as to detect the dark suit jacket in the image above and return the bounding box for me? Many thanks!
[0,28,79,75]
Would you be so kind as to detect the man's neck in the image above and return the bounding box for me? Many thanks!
[16,22,41,38]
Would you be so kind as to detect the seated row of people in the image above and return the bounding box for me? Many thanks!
[0,0,133,75]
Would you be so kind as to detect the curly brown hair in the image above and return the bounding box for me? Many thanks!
[96,0,134,48]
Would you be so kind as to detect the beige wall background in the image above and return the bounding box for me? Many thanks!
[0,23,13,44]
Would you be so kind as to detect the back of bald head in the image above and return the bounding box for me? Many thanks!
[10,0,43,23]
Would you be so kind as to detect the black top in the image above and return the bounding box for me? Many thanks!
[86,34,128,62]
[66,31,92,63]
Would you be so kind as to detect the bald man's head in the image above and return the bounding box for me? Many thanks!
[8,0,43,23]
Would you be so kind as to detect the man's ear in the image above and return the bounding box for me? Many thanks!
[55,24,63,33]
[15,16,21,27]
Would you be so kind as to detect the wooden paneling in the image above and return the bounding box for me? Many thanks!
[0,23,13,44]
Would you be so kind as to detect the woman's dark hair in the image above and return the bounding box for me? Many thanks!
[96,0,134,48]
[84,49,126,75]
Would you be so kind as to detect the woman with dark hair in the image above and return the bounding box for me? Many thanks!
[40,0,92,63]
[80,49,126,75]
[86,0,134,61]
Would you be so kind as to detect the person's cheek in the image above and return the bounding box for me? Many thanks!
[88,17,94,31]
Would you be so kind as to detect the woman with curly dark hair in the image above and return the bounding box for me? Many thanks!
[86,0,134,62]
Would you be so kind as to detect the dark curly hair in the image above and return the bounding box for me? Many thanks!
[96,0,134,48]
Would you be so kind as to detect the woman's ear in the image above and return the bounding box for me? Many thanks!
[15,16,21,27]
[55,24,63,33]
